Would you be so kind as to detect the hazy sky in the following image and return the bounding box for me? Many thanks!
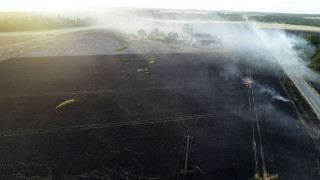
[1,0,320,14]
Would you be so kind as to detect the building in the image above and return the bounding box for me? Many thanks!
[189,33,220,47]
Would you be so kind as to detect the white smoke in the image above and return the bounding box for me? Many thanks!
[38,8,317,80]
[272,95,291,102]
[258,85,291,102]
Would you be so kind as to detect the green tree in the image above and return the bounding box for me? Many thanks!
[305,34,320,47]
[182,24,193,35]
[309,54,320,70]
[137,29,147,38]
[305,34,320,71]
[165,32,179,43]
[149,27,159,39]
[159,31,166,39]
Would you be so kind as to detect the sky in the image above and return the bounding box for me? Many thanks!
[1,0,320,14]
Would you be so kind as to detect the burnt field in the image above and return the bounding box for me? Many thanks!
[0,53,319,179]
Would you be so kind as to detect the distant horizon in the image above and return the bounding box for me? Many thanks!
[1,7,320,17]
[1,0,320,15]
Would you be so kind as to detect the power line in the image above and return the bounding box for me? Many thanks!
[0,112,238,137]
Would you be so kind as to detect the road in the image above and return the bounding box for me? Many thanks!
[281,65,320,119]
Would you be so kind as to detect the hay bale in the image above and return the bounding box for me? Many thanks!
[56,99,76,109]
[137,68,150,74]
[115,45,127,51]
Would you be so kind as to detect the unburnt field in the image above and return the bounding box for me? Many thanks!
[0,53,319,179]
[0,35,38,46]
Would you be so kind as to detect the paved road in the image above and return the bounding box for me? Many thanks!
[282,65,320,119]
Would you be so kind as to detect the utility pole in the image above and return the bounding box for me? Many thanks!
[182,135,193,174]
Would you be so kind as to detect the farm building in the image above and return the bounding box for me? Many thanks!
[190,33,220,47]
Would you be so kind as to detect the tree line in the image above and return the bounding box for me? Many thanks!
[138,27,180,44]
[137,9,320,27]
[249,15,320,27]
[305,34,320,70]
[137,10,244,21]
[0,12,92,32]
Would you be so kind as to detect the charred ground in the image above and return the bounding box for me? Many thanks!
[0,53,319,179]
